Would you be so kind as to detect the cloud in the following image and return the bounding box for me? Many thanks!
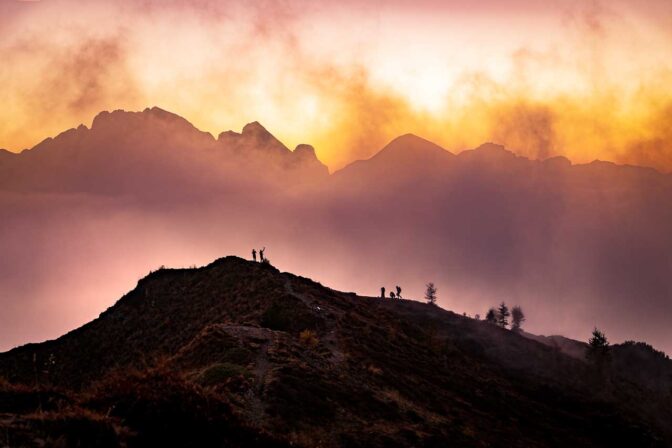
[489,102,557,160]
[0,0,671,173]
[0,8,141,149]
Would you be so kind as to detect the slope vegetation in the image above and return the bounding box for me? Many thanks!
[1,258,670,447]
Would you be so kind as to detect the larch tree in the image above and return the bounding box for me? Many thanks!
[425,283,437,305]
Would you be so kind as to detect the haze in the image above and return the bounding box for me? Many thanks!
[1,0,671,356]
[1,108,672,355]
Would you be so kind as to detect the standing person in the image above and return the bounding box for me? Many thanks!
[252,249,257,262]
[381,287,386,299]
[396,286,402,299]
[259,247,266,262]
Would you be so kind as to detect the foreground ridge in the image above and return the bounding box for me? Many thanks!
[0,256,670,447]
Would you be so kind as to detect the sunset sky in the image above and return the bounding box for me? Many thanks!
[1,0,671,170]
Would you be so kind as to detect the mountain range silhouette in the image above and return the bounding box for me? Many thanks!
[1,107,671,357]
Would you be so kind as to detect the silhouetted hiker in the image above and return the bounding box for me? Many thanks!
[396,286,402,299]
[252,249,257,262]
[390,292,396,299]
[381,287,385,299]
[259,247,266,262]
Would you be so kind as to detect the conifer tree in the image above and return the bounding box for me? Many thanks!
[496,302,510,328]
[425,283,437,305]
[587,327,610,369]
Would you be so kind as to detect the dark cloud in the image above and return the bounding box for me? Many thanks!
[57,37,138,113]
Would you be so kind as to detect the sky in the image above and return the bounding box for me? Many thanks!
[1,0,671,170]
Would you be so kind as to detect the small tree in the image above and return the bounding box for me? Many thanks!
[511,306,525,332]
[425,283,437,305]
[587,327,610,369]
[588,328,609,349]
[496,302,510,328]
[485,308,497,324]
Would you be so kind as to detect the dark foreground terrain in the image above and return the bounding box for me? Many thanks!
[1,257,671,447]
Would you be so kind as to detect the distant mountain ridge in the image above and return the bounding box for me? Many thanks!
[2,107,670,196]
[1,106,672,357]
[0,107,328,196]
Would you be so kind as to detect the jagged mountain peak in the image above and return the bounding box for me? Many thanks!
[217,121,289,144]
[332,133,453,184]
[90,107,205,134]
[241,121,270,136]
[378,133,452,158]
[544,155,572,168]
[458,142,518,160]
[474,142,507,152]
[214,121,292,159]
[294,143,316,155]
[293,143,320,162]
[0,108,332,194]
[291,144,329,176]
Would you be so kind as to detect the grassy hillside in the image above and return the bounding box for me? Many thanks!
[1,257,670,447]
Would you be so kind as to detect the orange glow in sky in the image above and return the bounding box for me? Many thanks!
[1,0,671,170]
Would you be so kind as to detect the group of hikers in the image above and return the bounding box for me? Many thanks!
[381,286,403,299]
[250,248,401,300]
[251,247,266,262]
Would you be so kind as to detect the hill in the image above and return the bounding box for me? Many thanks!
[1,257,671,447]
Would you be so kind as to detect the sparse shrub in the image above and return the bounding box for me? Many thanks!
[299,329,319,348]
[485,308,497,324]
[622,341,669,360]
[511,306,525,332]
[267,366,335,423]
[425,325,444,354]
[222,347,254,365]
[85,366,273,447]
[30,409,119,447]
[461,426,477,438]
[198,363,250,386]
[424,283,437,305]
[367,364,383,375]
[0,379,68,414]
